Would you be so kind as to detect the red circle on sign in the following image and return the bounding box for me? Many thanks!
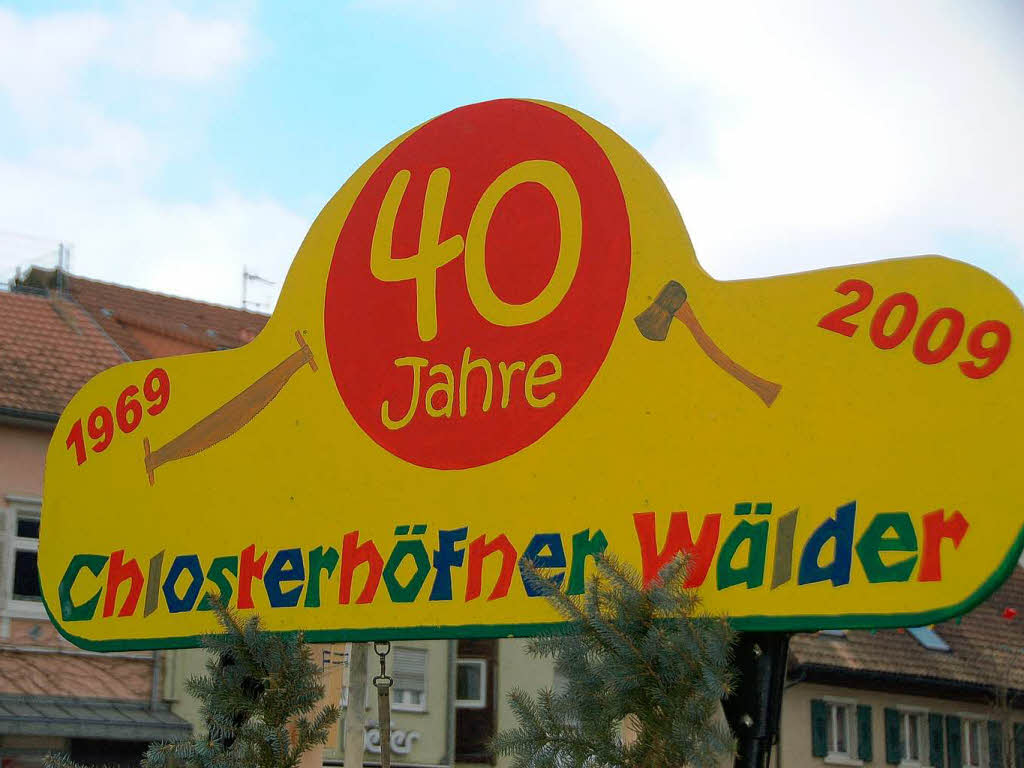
[324,100,630,469]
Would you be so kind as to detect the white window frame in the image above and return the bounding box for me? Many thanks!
[4,496,45,620]
[961,715,988,768]
[455,658,488,710]
[824,696,863,767]
[391,646,428,713]
[898,707,929,767]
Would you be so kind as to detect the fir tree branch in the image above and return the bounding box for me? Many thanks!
[496,553,737,768]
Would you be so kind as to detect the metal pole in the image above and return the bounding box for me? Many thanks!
[445,639,457,767]
[150,650,162,710]
[56,243,64,295]
[373,641,394,768]
[344,642,369,767]
[721,632,791,768]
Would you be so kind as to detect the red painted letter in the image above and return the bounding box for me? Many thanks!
[339,531,383,604]
[103,549,143,617]
[465,534,517,601]
[634,511,721,587]
[918,509,969,582]
[237,544,267,609]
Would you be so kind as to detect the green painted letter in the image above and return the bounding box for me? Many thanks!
[717,520,768,590]
[855,512,918,583]
[58,554,108,622]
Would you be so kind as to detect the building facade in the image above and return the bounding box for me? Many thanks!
[1,270,269,766]
[0,287,194,767]
[781,566,1024,768]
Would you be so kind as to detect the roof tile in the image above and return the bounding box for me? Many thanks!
[0,291,127,416]
[791,565,1024,691]
[67,273,268,360]
[0,649,152,699]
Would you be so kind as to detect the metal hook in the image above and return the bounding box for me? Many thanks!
[373,640,393,689]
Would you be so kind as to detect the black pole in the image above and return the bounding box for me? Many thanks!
[721,632,791,768]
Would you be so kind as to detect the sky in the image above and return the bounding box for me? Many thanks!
[0,0,1022,310]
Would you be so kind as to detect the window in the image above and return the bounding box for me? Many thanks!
[4,498,44,618]
[456,659,488,709]
[456,638,497,763]
[964,718,987,768]
[340,645,427,712]
[813,698,866,764]
[900,710,927,765]
[826,701,855,760]
[391,646,427,712]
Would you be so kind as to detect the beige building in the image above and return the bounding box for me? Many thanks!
[779,570,1024,768]
[163,568,1024,768]
[0,286,193,767]
[165,635,552,767]
[0,270,268,766]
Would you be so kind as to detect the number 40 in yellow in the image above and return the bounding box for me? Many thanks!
[370,160,584,341]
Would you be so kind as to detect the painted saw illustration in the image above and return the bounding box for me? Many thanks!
[143,331,317,484]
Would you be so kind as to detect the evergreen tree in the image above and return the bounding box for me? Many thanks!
[45,600,339,768]
[492,554,736,768]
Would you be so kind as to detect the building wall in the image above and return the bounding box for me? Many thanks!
[167,638,455,767]
[163,647,209,732]
[0,420,174,766]
[168,635,567,767]
[488,637,554,768]
[320,639,452,766]
[781,681,1022,768]
[0,423,48,498]
[0,421,55,641]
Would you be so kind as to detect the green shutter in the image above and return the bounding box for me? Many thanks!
[988,721,1003,767]
[885,708,902,765]
[811,699,828,757]
[1013,722,1024,768]
[947,715,962,768]
[857,705,873,762]
[929,713,945,768]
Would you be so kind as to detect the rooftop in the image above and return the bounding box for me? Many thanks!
[22,268,268,361]
[0,291,127,419]
[790,564,1024,699]
[1,268,269,420]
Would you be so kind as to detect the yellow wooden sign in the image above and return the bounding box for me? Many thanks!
[39,99,1024,650]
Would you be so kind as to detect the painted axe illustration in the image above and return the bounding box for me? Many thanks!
[634,281,781,407]
[143,331,318,485]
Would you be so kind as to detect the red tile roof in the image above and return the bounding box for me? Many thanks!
[0,648,153,699]
[0,291,127,418]
[790,565,1024,694]
[66,272,268,361]
[2,269,270,417]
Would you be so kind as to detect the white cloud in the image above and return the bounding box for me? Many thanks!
[105,4,250,82]
[0,3,298,309]
[0,9,109,116]
[0,158,306,308]
[0,3,249,97]
[532,0,1024,285]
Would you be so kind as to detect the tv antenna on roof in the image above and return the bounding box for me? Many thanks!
[56,242,72,295]
[242,265,274,311]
